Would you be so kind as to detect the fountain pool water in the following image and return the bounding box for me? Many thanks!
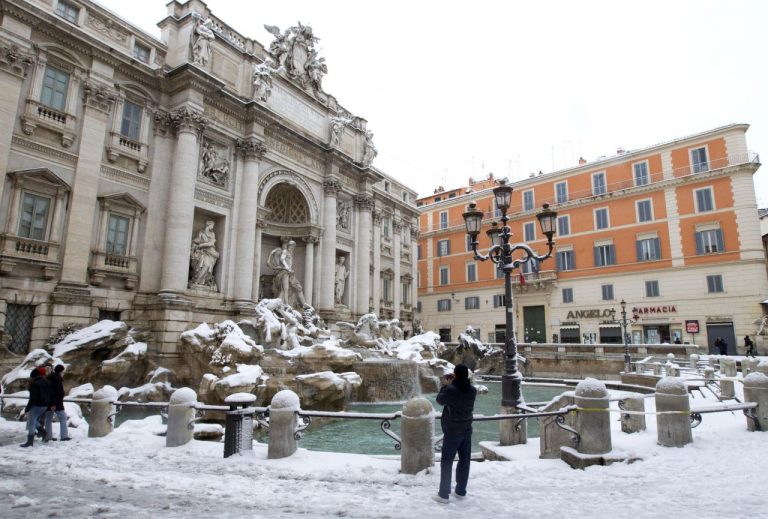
[296,382,567,455]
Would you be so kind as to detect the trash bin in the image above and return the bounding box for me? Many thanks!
[223,393,257,458]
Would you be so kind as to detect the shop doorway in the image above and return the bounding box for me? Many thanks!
[495,324,506,344]
[523,305,546,343]
[706,323,736,355]
[643,325,670,344]
[438,328,452,343]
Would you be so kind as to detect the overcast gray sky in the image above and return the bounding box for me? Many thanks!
[97,0,768,204]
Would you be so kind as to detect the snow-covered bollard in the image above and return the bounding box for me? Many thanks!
[655,377,692,447]
[89,385,118,438]
[720,358,737,377]
[756,361,768,376]
[166,387,197,448]
[620,395,646,434]
[743,358,760,375]
[708,356,718,369]
[703,367,715,383]
[268,390,300,460]
[400,397,434,475]
[574,378,611,455]
[652,363,662,376]
[743,372,768,432]
[666,363,679,377]
[223,393,257,458]
[719,378,735,400]
[689,354,700,371]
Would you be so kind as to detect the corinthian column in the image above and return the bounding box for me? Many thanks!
[393,219,402,319]
[159,106,207,295]
[319,178,342,313]
[411,226,419,316]
[233,138,267,304]
[371,210,382,315]
[303,236,317,305]
[354,193,374,315]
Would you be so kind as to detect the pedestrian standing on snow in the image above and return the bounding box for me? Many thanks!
[433,364,477,504]
[20,367,54,448]
[46,364,71,441]
[715,337,727,356]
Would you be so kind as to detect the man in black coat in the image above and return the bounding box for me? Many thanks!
[433,364,477,504]
[20,368,54,448]
[46,364,70,441]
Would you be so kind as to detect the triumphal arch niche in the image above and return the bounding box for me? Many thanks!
[0,0,419,356]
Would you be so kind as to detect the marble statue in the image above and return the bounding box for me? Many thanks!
[329,116,351,148]
[192,17,215,67]
[252,60,282,102]
[189,220,219,289]
[267,240,307,310]
[362,130,377,166]
[334,255,349,305]
[264,22,326,92]
[199,140,230,187]
[336,200,350,231]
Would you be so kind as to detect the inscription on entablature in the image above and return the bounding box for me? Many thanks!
[268,83,327,138]
[265,134,324,172]
[203,105,244,133]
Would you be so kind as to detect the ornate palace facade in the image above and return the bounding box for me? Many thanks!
[0,0,419,358]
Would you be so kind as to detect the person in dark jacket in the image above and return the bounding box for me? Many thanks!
[433,364,477,504]
[46,364,70,441]
[744,335,756,357]
[715,337,727,356]
[20,368,54,448]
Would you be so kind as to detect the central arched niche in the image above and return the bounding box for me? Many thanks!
[264,182,310,224]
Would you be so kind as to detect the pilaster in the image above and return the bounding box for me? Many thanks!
[319,177,342,314]
[354,192,374,315]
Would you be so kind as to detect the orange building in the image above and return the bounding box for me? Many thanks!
[416,124,766,354]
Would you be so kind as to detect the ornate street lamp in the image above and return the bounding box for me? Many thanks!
[462,180,557,442]
[610,299,638,373]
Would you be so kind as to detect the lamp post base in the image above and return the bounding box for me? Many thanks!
[500,404,528,446]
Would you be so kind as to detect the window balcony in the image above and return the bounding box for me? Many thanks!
[88,250,139,290]
[21,99,78,148]
[106,131,149,173]
[0,234,61,279]
[512,269,557,291]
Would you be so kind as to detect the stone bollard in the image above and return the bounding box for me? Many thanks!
[743,372,768,431]
[756,361,768,376]
[400,397,434,475]
[89,385,118,438]
[743,358,760,375]
[708,356,718,369]
[720,358,737,377]
[703,367,715,383]
[666,363,679,377]
[719,378,735,400]
[620,395,646,433]
[652,363,662,376]
[166,387,197,447]
[268,390,299,459]
[574,378,611,455]
[689,354,700,371]
[655,377,692,447]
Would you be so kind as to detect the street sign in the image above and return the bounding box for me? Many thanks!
[685,320,699,334]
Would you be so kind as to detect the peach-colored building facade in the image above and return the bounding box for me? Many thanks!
[416,124,767,354]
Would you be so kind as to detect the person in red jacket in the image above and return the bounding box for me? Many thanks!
[19,368,54,448]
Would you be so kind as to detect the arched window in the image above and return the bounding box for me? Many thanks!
[265,183,309,224]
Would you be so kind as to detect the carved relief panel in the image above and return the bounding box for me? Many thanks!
[198,138,231,190]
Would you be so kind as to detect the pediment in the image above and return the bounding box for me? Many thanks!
[98,192,146,212]
[9,168,70,190]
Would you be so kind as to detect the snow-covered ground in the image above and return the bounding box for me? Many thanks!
[1,383,765,519]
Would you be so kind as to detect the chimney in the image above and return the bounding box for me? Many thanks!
[617,147,626,154]
[578,157,587,165]
[468,176,474,185]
